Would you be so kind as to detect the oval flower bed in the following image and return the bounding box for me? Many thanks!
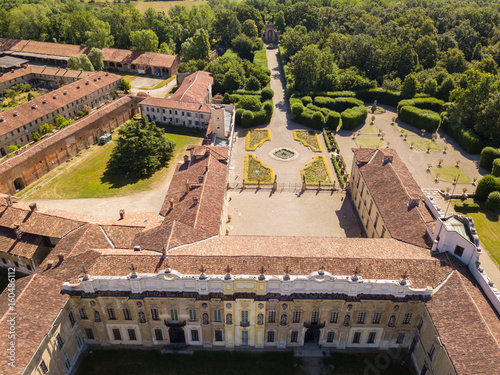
[244,154,274,184]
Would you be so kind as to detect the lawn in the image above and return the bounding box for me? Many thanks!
[354,137,387,148]
[454,199,500,266]
[301,155,333,185]
[408,138,442,152]
[20,125,203,199]
[293,130,322,152]
[430,165,471,184]
[77,350,301,375]
[244,154,274,184]
[223,49,239,59]
[394,124,420,137]
[253,47,268,70]
[245,129,271,151]
[324,353,411,375]
[358,124,379,135]
[121,75,138,83]
[134,0,207,13]
[1,88,49,109]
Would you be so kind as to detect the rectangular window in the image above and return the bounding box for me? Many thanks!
[191,330,199,341]
[151,308,160,321]
[155,329,164,341]
[293,311,301,323]
[403,313,412,325]
[327,331,335,343]
[68,312,76,327]
[291,331,298,343]
[112,328,122,340]
[40,360,48,374]
[357,312,366,324]
[214,310,222,322]
[330,311,339,323]
[396,333,406,344]
[214,330,223,342]
[368,200,373,216]
[454,245,465,257]
[85,328,94,340]
[367,332,376,344]
[76,334,83,348]
[189,309,197,321]
[241,310,249,324]
[267,330,275,342]
[107,308,116,320]
[128,329,137,341]
[170,309,178,322]
[123,308,132,320]
[56,333,64,350]
[417,318,424,332]
[311,311,320,324]
[372,312,382,324]
[429,344,436,360]
[268,311,276,323]
[352,332,361,343]
[374,213,379,228]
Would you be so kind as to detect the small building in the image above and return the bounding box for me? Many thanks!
[0,54,29,72]
[262,22,279,43]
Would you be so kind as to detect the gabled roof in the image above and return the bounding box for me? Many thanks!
[170,71,213,103]
[140,97,212,113]
[352,148,435,248]
[0,226,42,259]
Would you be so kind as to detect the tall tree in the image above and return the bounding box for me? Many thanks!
[79,54,94,71]
[85,20,114,48]
[242,19,259,39]
[130,29,159,52]
[88,48,105,71]
[67,56,81,70]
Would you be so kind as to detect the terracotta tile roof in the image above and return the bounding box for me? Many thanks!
[426,259,500,375]
[0,71,121,136]
[0,226,42,259]
[170,71,213,103]
[353,148,435,248]
[0,96,141,175]
[38,249,103,283]
[140,97,212,113]
[101,225,144,249]
[0,64,91,86]
[0,38,178,69]
[0,274,69,375]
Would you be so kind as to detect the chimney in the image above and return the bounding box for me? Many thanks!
[47,260,54,269]
[383,155,393,164]
[193,196,199,204]
[57,254,64,262]
[119,209,125,220]
[29,203,37,212]
[169,198,174,210]
[134,245,141,252]
[14,224,23,239]
[183,155,189,164]
[13,111,18,117]
[6,197,12,206]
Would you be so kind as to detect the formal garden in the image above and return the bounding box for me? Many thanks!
[301,155,333,185]
[429,164,472,184]
[245,129,271,151]
[292,129,322,152]
[244,154,274,185]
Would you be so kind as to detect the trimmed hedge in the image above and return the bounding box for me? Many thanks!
[236,100,273,128]
[261,87,274,100]
[291,100,340,130]
[454,201,481,212]
[445,122,483,154]
[323,91,356,98]
[398,105,441,133]
[397,97,445,115]
[486,191,500,210]
[480,147,500,171]
[323,129,333,151]
[475,175,500,201]
[341,106,368,130]
[223,93,261,104]
[325,111,341,129]
[331,154,347,187]
[356,89,406,107]
[492,159,500,177]
[314,96,364,112]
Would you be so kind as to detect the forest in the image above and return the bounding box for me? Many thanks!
[0,0,499,150]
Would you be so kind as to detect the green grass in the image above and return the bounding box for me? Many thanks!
[325,353,410,375]
[1,88,49,109]
[301,156,333,185]
[21,125,203,199]
[77,350,302,375]
[293,130,322,152]
[358,124,379,135]
[354,137,387,148]
[121,75,138,82]
[430,165,471,184]
[408,138,442,152]
[253,47,269,70]
[456,200,500,265]
[223,49,239,59]
[394,124,420,137]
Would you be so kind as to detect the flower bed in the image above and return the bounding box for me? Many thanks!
[245,129,271,151]
[300,155,333,185]
[244,154,274,184]
[293,129,322,152]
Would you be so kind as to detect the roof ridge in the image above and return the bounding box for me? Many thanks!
[179,71,200,102]
[99,225,115,249]
[192,158,209,229]
[0,273,36,324]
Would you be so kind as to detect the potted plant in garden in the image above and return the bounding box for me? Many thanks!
[443,145,448,154]
[427,164,432,172]
[438,158,443,167]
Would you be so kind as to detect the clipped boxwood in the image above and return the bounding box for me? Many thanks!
[480,147,500,171]
[341,106,368,130]
[325,111,341,129]
[454,201,481,212]
[314,96,364,112]
[397,97,445,115]
[492,158,500,177]
[445,123,483,154]
[261,87,274,100]
[486,191,500,210]
[475,175,500,201]
[301,96,313,106]
[356,88,405,107]
[236,100,273,128]
[323,91,356,98]
[398,105,441,133]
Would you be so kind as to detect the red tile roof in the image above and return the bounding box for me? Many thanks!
[0,71,121,136]
[352,148,435,248]
[140,97,212,113]
[0,65,91,87]
[0,226,42,259]
[170,71,213,103]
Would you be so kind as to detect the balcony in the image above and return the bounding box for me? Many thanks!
[240,321,250,327]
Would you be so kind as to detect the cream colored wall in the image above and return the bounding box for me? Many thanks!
[141,104,211,129]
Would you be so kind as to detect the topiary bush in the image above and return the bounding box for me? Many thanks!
[261,87,274,100]
[492,158,500,177]
[397,97,445,115]
[341,106,368,130]
[301,96,313,106]
[241,110,255,127]
[475,175,500,201]
[314,97,364,112]
[325,111,341,129]
[356,89,405,107]
[486,191,500,210]
[398,105,441,132]
[480,147,500,171]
